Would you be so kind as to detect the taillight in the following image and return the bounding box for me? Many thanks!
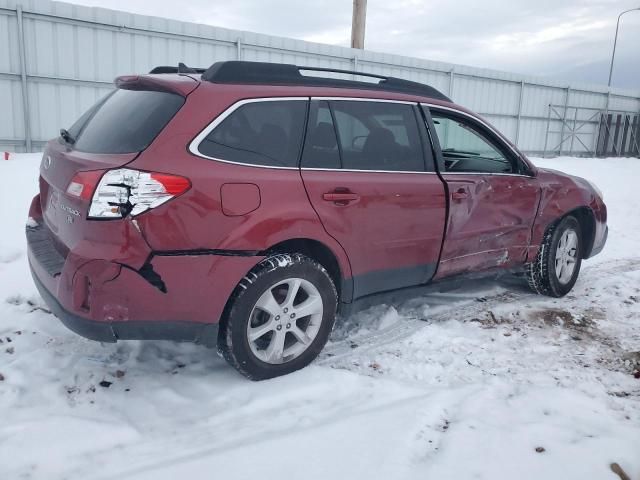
[67,168,190,219]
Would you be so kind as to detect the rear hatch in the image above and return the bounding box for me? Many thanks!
[38,83,190,264]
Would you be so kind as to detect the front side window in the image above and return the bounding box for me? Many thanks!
[198,100,307,168]
[330,101,425,172]
[430,111,514,174]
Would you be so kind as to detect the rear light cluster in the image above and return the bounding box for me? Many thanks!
[66,168,190,219]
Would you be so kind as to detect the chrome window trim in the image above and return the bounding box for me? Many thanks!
[188,96,533,176]
[308,96,428,173]
[422,103,534,177]
[189,95,428,172]
[301,167,437,175]
[191,96,527,175]
[440,172,534,178]
[188,96,309,170]
[311,96,416,105]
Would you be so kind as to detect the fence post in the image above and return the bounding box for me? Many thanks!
[543,104,551,158]
[236,37,242,60]
[635,111,640,157]
[604,91,611,155]
[569,106,579,155]
[16,5,32,152]
[448,68,455,99]
[559,86,570,156]
[637,105,640,157]
[592,111,602,156]
[515,80,524,147]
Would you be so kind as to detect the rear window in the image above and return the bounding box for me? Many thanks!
[197,100,307,168]
[71,89,184,154]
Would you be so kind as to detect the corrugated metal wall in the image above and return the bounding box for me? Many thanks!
[1,0,639,155]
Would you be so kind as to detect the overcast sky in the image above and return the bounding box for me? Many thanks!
[66,0,639,90]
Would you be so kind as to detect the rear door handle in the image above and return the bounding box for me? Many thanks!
[451,188,468,200]
[322,190,360,205]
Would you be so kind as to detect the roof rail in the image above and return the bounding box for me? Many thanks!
[149,62,206,74]
[201,61,451,102]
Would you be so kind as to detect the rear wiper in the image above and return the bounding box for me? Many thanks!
[59,128,75,145]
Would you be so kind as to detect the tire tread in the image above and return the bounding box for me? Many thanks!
[218,253,337,380]
[526,215,582,298]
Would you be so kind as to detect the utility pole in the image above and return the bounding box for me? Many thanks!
[607,7,640,87]
[351,0,367,49]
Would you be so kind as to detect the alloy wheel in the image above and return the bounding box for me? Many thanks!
[555,228,578,284]
[247,278,324,364]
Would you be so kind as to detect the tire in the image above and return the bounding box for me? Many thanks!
[218,253,338,380]
[526,215,583,297]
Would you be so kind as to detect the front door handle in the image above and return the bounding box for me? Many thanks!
[451,188,468,200]
[322,190,360,205]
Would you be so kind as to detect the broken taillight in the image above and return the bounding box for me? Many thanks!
[66,168,190,219]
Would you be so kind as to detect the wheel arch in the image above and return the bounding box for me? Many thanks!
[569,206,596,259]
[265,238,351,301]
[217,236,352,348]
[533,206,596,261]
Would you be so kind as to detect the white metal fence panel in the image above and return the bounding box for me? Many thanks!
[0,0,638,155]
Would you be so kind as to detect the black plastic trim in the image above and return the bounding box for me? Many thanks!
[339,265,525,317]
[413,103,436,172]
[351,262,437,299]
[149,63,206,74]
[134,262,167,293]
[26,225,66,277]
[152,248,262,257]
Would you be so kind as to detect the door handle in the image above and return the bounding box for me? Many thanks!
[322,190,360,205]
[451,188,468,200]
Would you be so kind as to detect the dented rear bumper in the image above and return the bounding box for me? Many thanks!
[26,196,263,344]
[29,264,219,345]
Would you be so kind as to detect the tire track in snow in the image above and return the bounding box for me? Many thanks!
[318,257,640,365]
[77,259,640,480]
[76,385,429,480]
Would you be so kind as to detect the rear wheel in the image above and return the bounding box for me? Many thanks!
[219,254,337,380]
[526,215,583,297]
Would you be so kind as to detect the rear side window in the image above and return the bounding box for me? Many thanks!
[198,100,307,168]
[73,89,184,154]
[330,101,425,172]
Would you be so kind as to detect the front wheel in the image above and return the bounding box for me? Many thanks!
[219,254,338,380]
[526,215,583,297]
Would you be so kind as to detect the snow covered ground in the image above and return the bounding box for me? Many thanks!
[1,153,639,480]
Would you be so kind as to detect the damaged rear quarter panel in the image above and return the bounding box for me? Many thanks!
[128,85,353,283]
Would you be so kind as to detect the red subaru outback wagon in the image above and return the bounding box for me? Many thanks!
[27,61,607,379]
